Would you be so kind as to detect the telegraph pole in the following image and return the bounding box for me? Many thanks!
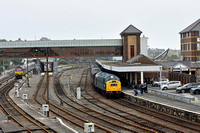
[26,55,29,87]
[46,48,49,117]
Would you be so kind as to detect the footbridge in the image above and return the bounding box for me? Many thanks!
[0,39,122,58]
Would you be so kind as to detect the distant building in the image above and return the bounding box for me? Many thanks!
[180,19,200,62]
[140,35,148,56]
[148,48,165,58]
[0,39,7,42]
[40,37,51,41]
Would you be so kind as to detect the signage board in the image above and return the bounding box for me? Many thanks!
[42,104,49,111]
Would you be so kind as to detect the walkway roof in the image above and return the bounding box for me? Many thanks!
[0,39,122,48]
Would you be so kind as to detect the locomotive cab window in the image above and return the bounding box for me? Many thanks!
[16,68,22,71]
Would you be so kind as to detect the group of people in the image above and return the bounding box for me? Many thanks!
[133,82,148,96]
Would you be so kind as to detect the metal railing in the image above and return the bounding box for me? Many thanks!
[148,88,195,104]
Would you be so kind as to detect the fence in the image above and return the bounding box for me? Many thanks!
[148,88,195,104]
[169,72,196,84]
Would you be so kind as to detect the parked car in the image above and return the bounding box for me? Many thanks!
[152,78,169,87]
[160,81,182,90]
[176,82,200,93]
[190,85,200,94]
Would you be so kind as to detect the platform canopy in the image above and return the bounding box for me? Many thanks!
[96,54,162,72]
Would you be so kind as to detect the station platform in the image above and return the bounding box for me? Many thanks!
[122,87,200,114]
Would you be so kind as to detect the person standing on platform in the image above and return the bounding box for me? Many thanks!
[139,83,143,94]
[134,89,138,96]
[144,82,148,93]
[140,82,146,94]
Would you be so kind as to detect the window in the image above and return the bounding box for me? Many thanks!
[111,84,117,86]
[197,43,200,50]
[130,45,134,58]
[188,44,191,50]
[16,68,22,71]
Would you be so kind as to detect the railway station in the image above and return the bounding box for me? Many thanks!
[0,24,200,133]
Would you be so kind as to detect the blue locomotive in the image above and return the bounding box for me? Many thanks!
[91,64,122,98]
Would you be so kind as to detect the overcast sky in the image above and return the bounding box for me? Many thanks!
[0,0,199,49]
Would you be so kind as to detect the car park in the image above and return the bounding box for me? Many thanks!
[152,78,169,87]
[176,82,200,93]
[190,85,200,94]
[160,81,181,90]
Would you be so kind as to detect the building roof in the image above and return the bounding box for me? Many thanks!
[126,54,159,66]
[120,25,142,36]
[96,57,162,72]
[157,61,200,69]
[0,39,122,48]
[180,19,200,34]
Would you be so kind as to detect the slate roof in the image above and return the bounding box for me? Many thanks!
[180,19,200,34]
[120,24,142,35]
[0,39,122,48]
[157,61,200,69]
[126,54,160,66]
[126,54,143,63]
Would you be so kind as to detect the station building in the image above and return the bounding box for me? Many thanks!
[97,25,163,85]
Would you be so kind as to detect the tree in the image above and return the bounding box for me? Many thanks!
[58,59,68,65]
[11,59,23,66]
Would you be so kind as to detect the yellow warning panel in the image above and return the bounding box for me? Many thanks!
[49,72,53,75]
[41,72,53,76]
[41,73,45,76]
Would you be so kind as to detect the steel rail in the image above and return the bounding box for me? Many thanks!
[34,75,96,132]
[0,78,50,133]
[56,68,156,133]
[120,99,200,132]
[82,68,184,133]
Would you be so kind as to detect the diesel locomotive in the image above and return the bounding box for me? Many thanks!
[15,62,36,79]
[91,63,122,98]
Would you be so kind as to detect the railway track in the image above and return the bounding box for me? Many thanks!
[56,67,157,133]
[6,65,199,133]
[79,68,183,133]
[0,76,53,133]
[115,99,200,132]
[33,68,110,132]
[79,67,200,133]
[62,67,200,133]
